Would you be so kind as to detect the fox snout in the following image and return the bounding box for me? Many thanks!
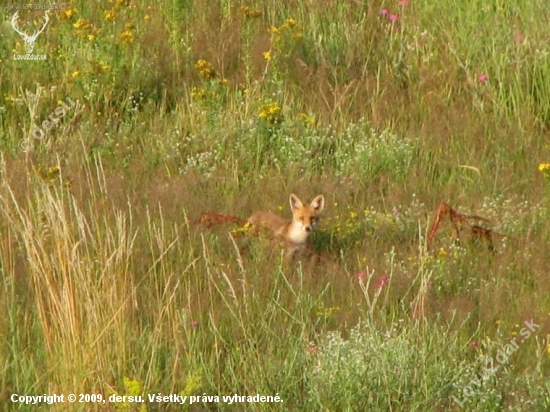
[301,220,316,232]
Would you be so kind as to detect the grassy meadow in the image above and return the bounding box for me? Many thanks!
[2,0,550,410]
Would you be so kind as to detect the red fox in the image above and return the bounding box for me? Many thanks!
[248,194,325,257]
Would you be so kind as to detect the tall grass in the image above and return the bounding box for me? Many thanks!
[1,0,550,410]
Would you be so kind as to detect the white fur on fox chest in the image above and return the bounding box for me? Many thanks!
[281,222,310,245]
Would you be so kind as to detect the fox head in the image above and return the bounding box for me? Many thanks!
[289,194,325,233]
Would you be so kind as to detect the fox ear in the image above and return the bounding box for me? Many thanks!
[289,194,304,211]
[310,195,325,212]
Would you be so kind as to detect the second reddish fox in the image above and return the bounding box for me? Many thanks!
[248,194,325,257]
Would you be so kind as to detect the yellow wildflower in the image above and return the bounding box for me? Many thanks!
[71,71,80,78]
[61,8,76,20]
[190,87,206,99]
[104,9,116,22]
[241,6,262,18]
[538,163,550,180]
[299,113,315,125]
[285,18,297,28]
[194,59,217,79]
[181,373,202,396]
[119,30,134,45]
[98,61,110,72]
[230,222,254,236]
[73,18,90,30]
[316,306,341,317]
[111,378,147,412]
[262,51,272,61]
[37,165,66,186]
[270,18,303,42]
[259,102,283,124]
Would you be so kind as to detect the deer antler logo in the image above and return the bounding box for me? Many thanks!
[11,11,49,54]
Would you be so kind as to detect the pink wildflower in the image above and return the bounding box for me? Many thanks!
[307,346,318,354]
[375,276,390,290]
[398,0,409,6]
[380,9,389,15]
[356,271,367,280]
[478,74,488,82]
[190,320,199,328]
[515,33,525,44]
[470,341,478,348]
[389,14,398,21]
